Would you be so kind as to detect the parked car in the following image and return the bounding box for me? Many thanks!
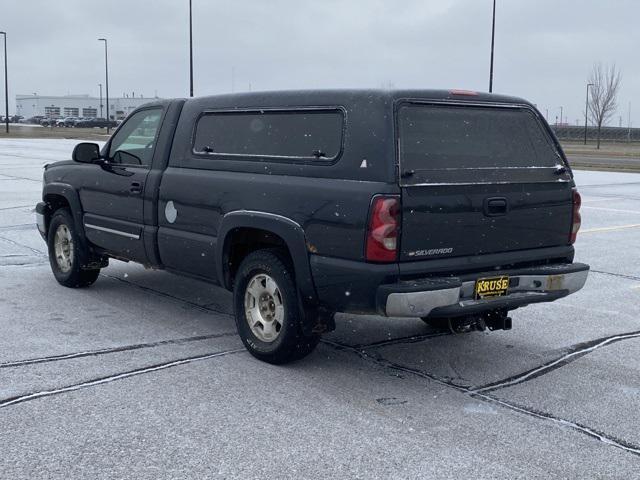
[40,118,58,127]
[74,117,117,128]
[1,115,23,123]
[60,117,78,127]
[25,115,46,125]
[36,90,589,364]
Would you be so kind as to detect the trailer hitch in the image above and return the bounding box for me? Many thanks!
[446,310,512,334]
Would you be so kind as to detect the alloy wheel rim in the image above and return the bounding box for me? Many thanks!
[244,273,285,343]
[53,224,74,273]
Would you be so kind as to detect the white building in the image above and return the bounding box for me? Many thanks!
[15,94,160,121]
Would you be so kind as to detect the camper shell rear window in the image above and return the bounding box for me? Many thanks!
[397,103,565,185]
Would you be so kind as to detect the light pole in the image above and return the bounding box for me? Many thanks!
[99,83,103,119]
[559,106,563,126]
[189,0,194,97]
[98,38,110,134]
[0,32,8,133]
[584,83,594,145]
[629,102,632,143]
[489,0,496,92]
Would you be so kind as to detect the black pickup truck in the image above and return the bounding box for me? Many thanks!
[36,89,589,364]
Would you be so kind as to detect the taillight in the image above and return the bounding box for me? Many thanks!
[570,188,582,244]
[365,195,400,262]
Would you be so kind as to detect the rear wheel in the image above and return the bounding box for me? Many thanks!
[47,209,100,288]
[233,249,320,364]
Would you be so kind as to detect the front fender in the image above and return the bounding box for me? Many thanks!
[42,182,87,240]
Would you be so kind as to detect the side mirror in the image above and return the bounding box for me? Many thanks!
[72,142,101,163]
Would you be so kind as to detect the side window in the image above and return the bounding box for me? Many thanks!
[108,108,163,167]
[193,109,344,161]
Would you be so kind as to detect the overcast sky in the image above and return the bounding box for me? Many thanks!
[1,0,638,125]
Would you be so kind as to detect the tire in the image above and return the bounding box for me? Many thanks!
[47,208,100,288]
[233,249,320,364]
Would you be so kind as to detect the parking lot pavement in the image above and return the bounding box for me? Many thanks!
[1,139,639,478]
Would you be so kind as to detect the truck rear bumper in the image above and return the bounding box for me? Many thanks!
[377,263,589,318]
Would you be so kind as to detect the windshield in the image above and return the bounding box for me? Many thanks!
[398,104,563,184]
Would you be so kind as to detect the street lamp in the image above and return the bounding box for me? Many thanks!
[98,83,103,119]
[0,32,8,133]
[584,83,594,145]
[489,0,496,92]
[189,0,194,97]
[558,106,564,126]
[98,38,110,134]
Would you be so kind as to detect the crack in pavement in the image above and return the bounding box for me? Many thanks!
[0,238,231,318]
[0,172,41,182]
[100,273,233,318]
[320,339,640,458]
[0,204,33,211]
[0,332,237,369]
[469,330,640,394]
[0,260,48,267]
[350,331,450,350]
[0,224,36,232]
[590,269,640,282]
[0,348,245,409]
[473,392,640,457]
[0,235,47,257]
[6,235,640,456]
[322,339,469,390]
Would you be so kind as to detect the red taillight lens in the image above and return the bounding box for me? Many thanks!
[366,196,400,262]
[570,188,582,244]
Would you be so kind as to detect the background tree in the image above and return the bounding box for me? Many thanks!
[587,63,622,149]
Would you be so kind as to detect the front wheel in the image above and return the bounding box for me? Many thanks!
[233,249,320,364]
[47,209,100,288]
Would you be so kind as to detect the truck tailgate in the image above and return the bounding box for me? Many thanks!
[397,101,573,261]
[400,183,573,260]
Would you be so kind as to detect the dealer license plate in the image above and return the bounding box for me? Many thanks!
[474,276,509,299]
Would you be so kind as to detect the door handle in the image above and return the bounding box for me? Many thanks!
[129,181,143,194]
[484,197,508,216]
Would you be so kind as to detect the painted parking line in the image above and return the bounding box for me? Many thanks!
[582,206,640,215]
[581,224,640,234]
[581,198,622,204]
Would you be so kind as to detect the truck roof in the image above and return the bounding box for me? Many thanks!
[182,89,533,110]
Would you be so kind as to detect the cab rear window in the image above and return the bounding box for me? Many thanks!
[398,104,563,184]
[193,109,344,162]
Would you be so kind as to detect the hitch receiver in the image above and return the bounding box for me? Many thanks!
[484,310,512,331]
